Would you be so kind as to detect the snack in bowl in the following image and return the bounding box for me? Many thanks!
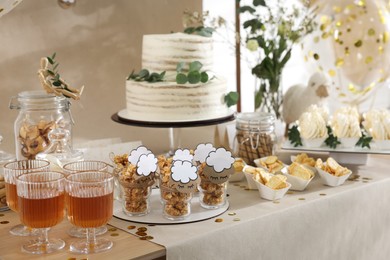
[315,157,352,186]
[230,158,246,182]
[252,170,291,200]
[242,165,266,189]
[282,162,314,191]
[254,156,285,174]
[292,153,316,168]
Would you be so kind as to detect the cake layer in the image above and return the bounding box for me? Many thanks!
[142,33,213,77]
[126,78,229,121]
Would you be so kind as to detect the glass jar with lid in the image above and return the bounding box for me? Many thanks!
[234,112,276,166]
[9,90,73,160]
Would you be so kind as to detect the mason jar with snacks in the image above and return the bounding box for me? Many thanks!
[234,112,276,166]
[9,90,73,160]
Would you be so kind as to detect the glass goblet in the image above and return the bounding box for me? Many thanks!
[3,159,50,236]
[62,160,110,238]
[65,171,114,254]
[16,171,66,254]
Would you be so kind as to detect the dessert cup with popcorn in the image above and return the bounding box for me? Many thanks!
[315,157,352,186]
[158,155,193,220]
[113,154,155,217]
[198,162,228,209]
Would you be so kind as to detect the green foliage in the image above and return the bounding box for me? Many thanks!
[324,126,341,149]
[239,1,317,117]
[287,125,302,147]
[184,26,214,37]
[127,69,166,83]
[175,61,212,85]
[224,92,239,107]
[356,131,373,149]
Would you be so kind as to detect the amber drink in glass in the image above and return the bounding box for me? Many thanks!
[65,171,114,254]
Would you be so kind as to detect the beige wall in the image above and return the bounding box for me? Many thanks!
[0,0,224,155]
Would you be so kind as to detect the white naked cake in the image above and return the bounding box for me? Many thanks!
[125,33,230,121]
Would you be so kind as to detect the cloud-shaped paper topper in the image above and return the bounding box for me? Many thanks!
[136,154,158,177]
[193,143,216,163]
[173,149,193,162]
[128,146,152,165]
[206,148,235,173]
[171,160,198,184]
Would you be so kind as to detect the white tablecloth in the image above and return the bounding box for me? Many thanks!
[109,155,390,260]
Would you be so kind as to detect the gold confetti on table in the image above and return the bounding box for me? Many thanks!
[136,231,147,236]
[233,218,240,222]
[228,212,236,216]
[298,198,306,201]
[215,218,223,223]
[127,225,136,230]
[319,193,327,196]
[110,233,119,237]
[273,200,280,204]
[363,180,369,183]
[140,236,154,240]
[362,177,372,180]
[137,227,147,232]
[108,227,117,232]
[287,191,294,195]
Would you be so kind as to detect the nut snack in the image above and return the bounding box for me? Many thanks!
[157,155,192,219]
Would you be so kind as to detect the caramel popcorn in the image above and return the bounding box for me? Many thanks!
[198,162,226,206]
[114,155,154,215]
[158,155,191,218]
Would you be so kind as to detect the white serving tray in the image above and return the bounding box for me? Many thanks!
[113,189,229,225]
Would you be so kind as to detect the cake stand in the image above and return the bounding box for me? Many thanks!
[111,109,236,155]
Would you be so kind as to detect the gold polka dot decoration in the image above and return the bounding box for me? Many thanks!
[305,0,390,106]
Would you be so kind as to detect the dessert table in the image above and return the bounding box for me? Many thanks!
[0,154,389,260]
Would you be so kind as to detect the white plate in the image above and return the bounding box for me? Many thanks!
[113,189,229,224]
[117,109,236,123]
[282,140,390,154]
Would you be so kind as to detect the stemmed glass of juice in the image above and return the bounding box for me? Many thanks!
[16,171,66,254]
[65,171,114,254]
[62,160,110,238]
[3,159,50,236]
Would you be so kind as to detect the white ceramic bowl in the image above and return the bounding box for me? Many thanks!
[242,165,260,190]
[301,137,326,148]
[316,166,352,187]
[290,155,317,175]
[281,167,314,191]
[253,176,291,201]
[338,137,360,148]
[253,157,286,174]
